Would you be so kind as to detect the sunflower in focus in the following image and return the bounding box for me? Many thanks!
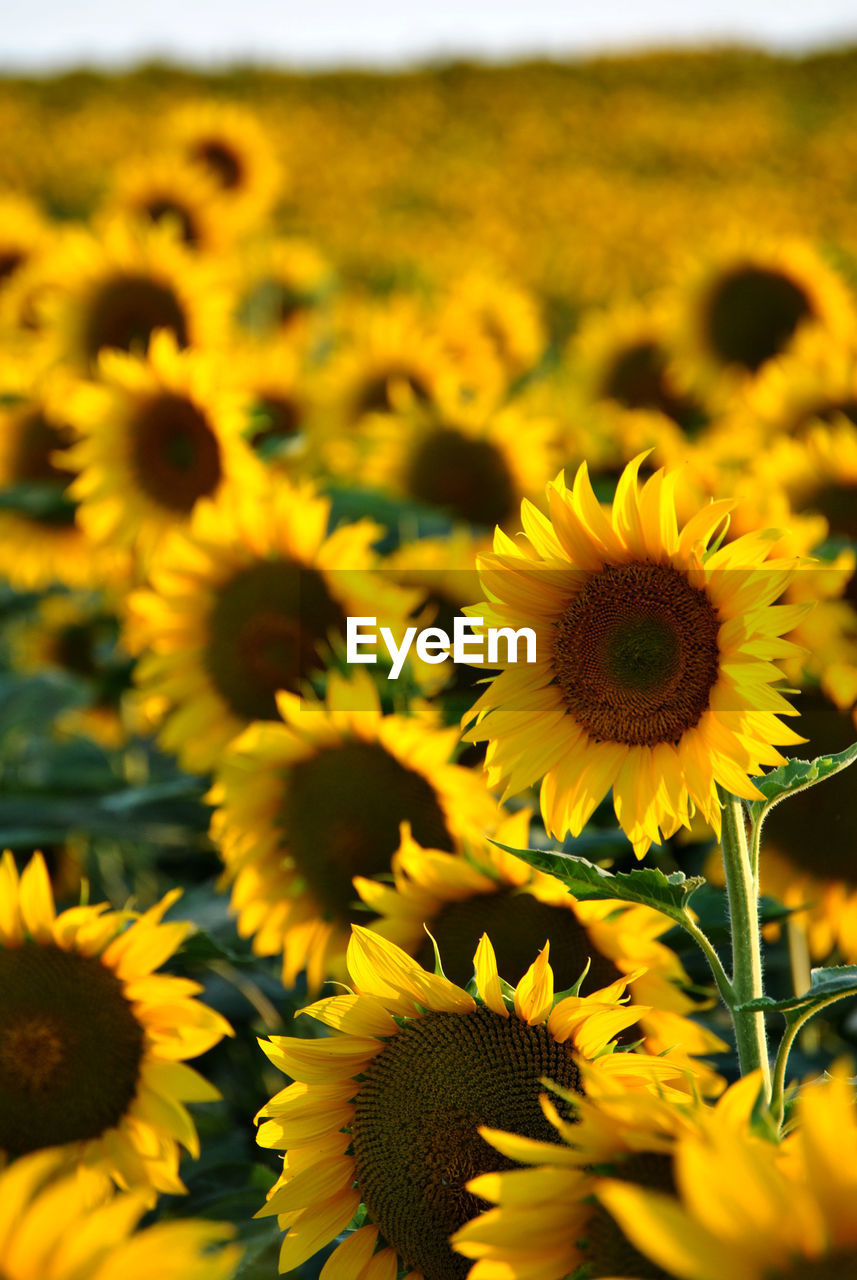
[453,1067,761,1280]
[598,1068,857,1280]
[464,454,807,856]
[355,816,726,1088]
[0,1150,241,1280]
[64,329,262,565]
[0,852,231,1197]
[668,238,854,407]
[209,670,498,990]
[255,925,695,1280]
[166,101,281,230]
[123,477,418,774]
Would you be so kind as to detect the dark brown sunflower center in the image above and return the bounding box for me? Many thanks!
[766,1253,857,1280]
[52,622,98,677]
[352,1006,580,1280]
[193,140,243,189]
[0,943,144,1156]
[0,249,26,283]
[404,427,517,529]
[143,199,198,246]
[83,274,189,361]
[130,392,222,513]
[354,368,432,419]
[283,740,454,920]
[552,561,721,747]
[601,341,702,432]
[794,399,857,435]
[415,889,623,994]
[10,411,75,485]
[205,560,347,719]
[248,396,302,451]
[705,266,813,372]
[584,1152,675,1279]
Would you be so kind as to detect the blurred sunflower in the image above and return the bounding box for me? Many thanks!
[0,192,51,306]
[0,1150,242,1280]
[436,271,547,390]
[234,236,334,342]
[46,219,230,369]
[209,671,498,991]
[453,1066,761,1280]
[0,852,231,1196]
[463,454,807,856]
[255,925,693,1280]
[101,156,234,252]
[598,1068,857,1280]
[123,478,417,774]
[355,816,726,1087]
[64,329,262,564]
[668,238,854,407]
[167,101,281,229]
[741,327,857,441]
[756,418,857,547]
[226,336,318,470]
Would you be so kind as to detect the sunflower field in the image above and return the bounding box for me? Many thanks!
[4,48,857,1280]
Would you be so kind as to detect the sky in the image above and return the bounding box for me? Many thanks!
[4,0,857,72]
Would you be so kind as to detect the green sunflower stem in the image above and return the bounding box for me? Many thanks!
[719,789,772,1100]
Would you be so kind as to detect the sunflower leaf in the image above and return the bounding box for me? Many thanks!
[491,842,705,921]
[736,965,857,1016]
[747,742,857,824]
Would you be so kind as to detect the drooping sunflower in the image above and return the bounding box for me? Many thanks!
[598,1067,857,1280]
[0,852,232,1197]
[165,101,282,230]
[123,478,419,775]
[355,815,726,1088]
[463,454,807,856]
[667,238,854,408]
[209,671,498,991]
[255,925,696,1280]
[453,1067,762,1280]
[45,218,230,370]
[0,1150,242,1280]
[64,329,263,566]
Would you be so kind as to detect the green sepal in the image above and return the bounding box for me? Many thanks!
[747,742,857,825]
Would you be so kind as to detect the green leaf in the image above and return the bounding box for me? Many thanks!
[492,842,705,923]
[748,742,857,824]
[737,965,857,1017]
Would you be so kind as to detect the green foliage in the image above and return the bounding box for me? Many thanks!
[748,742,857,825]
[738,965,857,1018]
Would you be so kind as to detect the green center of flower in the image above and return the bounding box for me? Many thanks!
[0,943,144,1156]
[205,559,347,719]
[404,427,517,529]
[352,1005,580,1280]
[766,1253,857,1279]
[705,266,813,372]
[553,561,721,748]
[83,274,189,361]
[131,392,223,513]
[284,740,454,920]
[415,889,623,993]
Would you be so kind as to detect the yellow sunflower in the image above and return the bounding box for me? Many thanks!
[755,417,857,548]
[233,236,334,344]
[436,271,547,391]
[0,852,232,1197]
[463,454,807,856]
[123,477,418,774]
[598,1067,857,1280]
[100,156,236,253]
[64,329,263,565]
[166,101,282,230]
[667,237,854,408]
[355,815,726,1088]
[255,925,696,1280]
[209,670,498,991]
[0,192,51,308]
[453,1067,762,1280]
[222,335,320,472]
[740,327,857,441]
[0,1150,241,1280]
[44,218,231,370]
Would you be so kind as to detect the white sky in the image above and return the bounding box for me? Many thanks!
[4,0,857,71]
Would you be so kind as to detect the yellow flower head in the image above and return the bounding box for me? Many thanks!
[0,1149,241,1280]
[464,453,808,856]
[256,925,695,1280]
[0,852,232,1198]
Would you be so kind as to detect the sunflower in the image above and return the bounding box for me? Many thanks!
[453,1067,761,1280]
[0,852,232,1197]
[123,477,419,774]
[436,271,547,391]
[166,101,281,230]
[101,156,235,253]
[63,329,263,566]
[0,1150,242,1280]
[223,335,319,471]
[0,192,51,306]
[359,394,557,533]
[740,327,857,441]
[209,671,498,991]
[598,1067,857,1280]
[755,418,857,547]
[255,925,696,1280]
[667,238,854,408]
[233,236,334,343]
[355,815,726,1088]
[463,454,808,856]
[45,218,230,370]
